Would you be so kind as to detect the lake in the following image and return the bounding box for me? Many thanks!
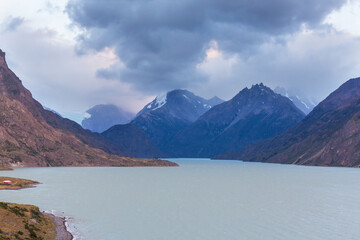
[1,159,360,240]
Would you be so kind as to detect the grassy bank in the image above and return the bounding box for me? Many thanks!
[0,202,57,240]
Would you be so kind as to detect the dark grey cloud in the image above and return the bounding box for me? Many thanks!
[3,16,24,32]
[66,0,347,93]
[195,29,360,104]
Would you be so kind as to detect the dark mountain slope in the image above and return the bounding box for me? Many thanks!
[102,124,165,158]
[131,89,224,151]
[168,84,305,157]
[36,98,165,159]
[217,77,360,167]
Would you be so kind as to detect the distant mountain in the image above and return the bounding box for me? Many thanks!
[274,87,317,114]
[168,83,305,157]
[81,104,134,133]
[0,49,175,167]
[131,89,224,151]
[218,78,360,167]
[207,96,224,106]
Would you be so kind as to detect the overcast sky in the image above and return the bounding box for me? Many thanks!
[1,0,360,123]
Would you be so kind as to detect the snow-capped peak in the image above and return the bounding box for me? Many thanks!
[142,93,168,112]
[273,86,317,115]
[153,93,167,110]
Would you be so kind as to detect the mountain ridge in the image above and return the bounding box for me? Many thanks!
[216,77,360,167]
[131,89,224,152]
[167,83,305,157]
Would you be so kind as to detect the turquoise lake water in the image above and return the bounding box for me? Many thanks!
[1,159,360,239]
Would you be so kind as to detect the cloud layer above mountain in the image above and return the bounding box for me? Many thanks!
[66,0,351,96]
[1,0,360,122]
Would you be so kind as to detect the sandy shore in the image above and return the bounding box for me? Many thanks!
[43,212,73,240]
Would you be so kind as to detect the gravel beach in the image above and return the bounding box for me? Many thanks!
[43,212,73,240]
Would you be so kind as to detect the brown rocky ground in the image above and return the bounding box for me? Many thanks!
[0,202,57,240]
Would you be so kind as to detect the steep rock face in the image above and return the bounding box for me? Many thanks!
[0,49,176,167]
[218,78,360,167]
[168,84,305,157]
[82,104,134,133]
[131,89,224,151]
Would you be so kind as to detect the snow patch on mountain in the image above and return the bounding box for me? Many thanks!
[273,87,317,115]
[153,93,167,110]
[84,112,91,119]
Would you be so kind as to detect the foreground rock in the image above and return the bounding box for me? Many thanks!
[0,49,176,168]
[0,178,73,239]
[0,202,58,240]
[217,77,360,167]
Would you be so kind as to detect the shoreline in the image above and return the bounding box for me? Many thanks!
[0,167,13,171]
[43,212,74,240]
[0,176,39,190]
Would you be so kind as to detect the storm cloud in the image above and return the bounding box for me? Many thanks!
[66,0,347,93]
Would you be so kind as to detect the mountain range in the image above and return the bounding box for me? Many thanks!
[2,48,359,168]
[217,77,360,167]
[0,49,175,167]
[167,84,305,157]
[97,85,307,159]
